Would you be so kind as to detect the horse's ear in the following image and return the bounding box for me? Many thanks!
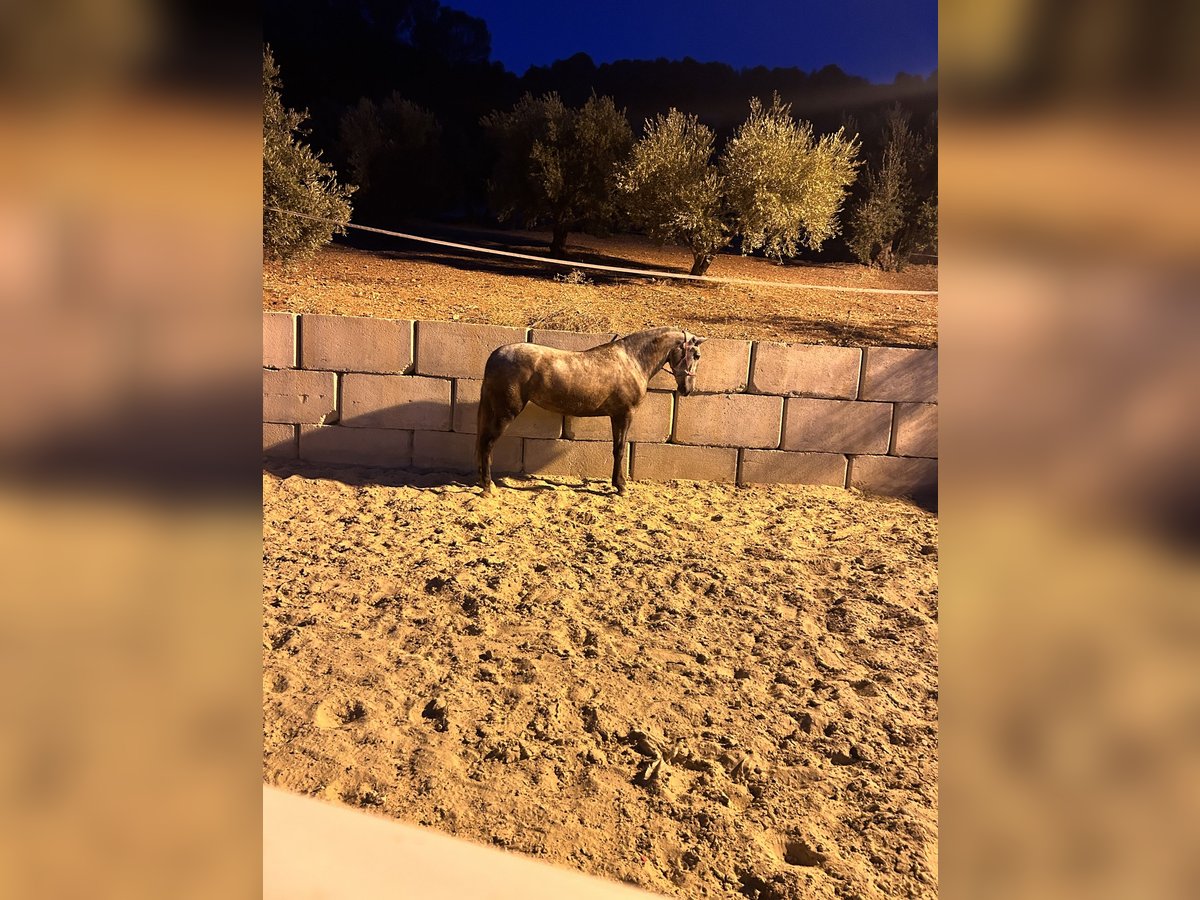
[694,335,707,345]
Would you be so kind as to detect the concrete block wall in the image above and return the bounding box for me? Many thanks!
[263,313,937,497]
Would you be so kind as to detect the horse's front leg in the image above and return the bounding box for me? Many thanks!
[610,411,632,495]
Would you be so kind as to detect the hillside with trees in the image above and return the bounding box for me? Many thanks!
[263,0,936,269]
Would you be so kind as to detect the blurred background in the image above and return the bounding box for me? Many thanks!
[0,0,1197,897]
[940,3,1200,898]
[0,3,262,897]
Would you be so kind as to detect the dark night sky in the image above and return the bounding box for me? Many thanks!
[449,0,937,83]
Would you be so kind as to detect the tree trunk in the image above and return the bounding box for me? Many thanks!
[549,223,569,257]
[689,253,713,277]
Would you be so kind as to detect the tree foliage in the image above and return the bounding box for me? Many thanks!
[481,92,633,255]
[617,109,729,276]
[721,96,860,262]
[339,93,448,220]
[263,47,354,260]
[848,106,937,271]
[264,0,935,229]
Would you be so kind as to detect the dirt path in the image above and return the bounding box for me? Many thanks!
[263,464,938,899]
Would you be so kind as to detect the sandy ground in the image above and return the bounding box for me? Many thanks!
[263,462,938,899]
[263,227,938,348]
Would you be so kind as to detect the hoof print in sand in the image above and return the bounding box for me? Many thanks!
[313,697,367,729]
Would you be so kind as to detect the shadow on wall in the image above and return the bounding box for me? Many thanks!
[263,398,938,514]
[264,397,627,493]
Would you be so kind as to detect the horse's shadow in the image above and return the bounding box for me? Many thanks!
[264,390,629,496]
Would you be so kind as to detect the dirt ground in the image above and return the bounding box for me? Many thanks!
[262,463,938,899]
[263,227,938,348]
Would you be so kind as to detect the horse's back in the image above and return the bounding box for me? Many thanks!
[484,341,607,377]
[482,340,535,376]
[483,343,573,403]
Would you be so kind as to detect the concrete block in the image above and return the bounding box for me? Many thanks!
[693,338,752,393]
[529,329,616,352]
[341,374,451,431]
[860,347,937,403]
[300,314,412,374]
[640,335,754,393]
[892,402,938,457]
[451,380,562,438]
[643,337,750,392]
[631,443,738,482]
[673,393,783,449]
[564,392,673,442]
[523,439,627,479]
[299,425,412,468]
[740,450,848,486]
[263,369,337,424]
[749,342,861,399]
[263,312,296,368]
[782,398,892,454]
[851,455,938,497]
[263,423,297,458]
[415,321,527,378]
[411,430,521,475]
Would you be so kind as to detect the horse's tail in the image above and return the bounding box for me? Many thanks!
[476,348,500,467]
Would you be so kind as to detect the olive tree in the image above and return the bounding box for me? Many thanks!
[721,95,860,262]
[339,93,446,219]
[848,106,937,271]
[482,92,632,255]
[617,109,729,276]
[262,46,354,260]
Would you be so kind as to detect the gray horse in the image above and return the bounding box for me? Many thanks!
[477,327,706,494]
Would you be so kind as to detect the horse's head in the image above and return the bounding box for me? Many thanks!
[668,331,707,396]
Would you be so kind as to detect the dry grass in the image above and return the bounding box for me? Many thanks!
[263,225,938,348]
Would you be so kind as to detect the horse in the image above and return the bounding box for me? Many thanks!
[476,327,706,495]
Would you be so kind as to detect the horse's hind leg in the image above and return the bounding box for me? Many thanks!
[477,381,524,494]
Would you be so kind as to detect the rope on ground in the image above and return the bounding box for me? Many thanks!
[266,207,939,297]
